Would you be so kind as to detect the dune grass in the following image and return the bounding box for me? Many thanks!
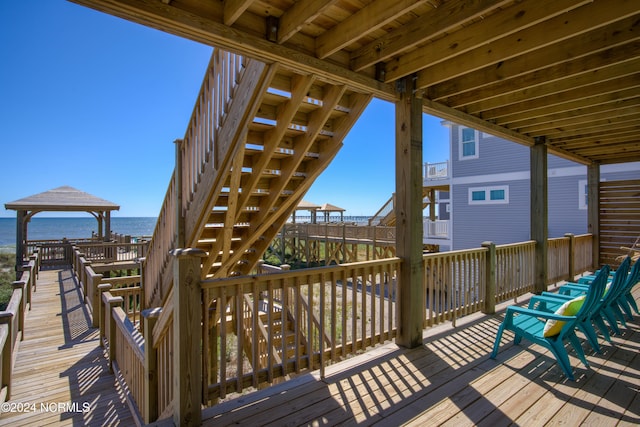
[0,253,15,311]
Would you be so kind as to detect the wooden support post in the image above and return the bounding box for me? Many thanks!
[429,188,436,221]
[565,233,576,281]
[90,271,103,328]
[142,307,161,424]
[97,284,112,347]
[105,211,112,242]
[395,75,424,348]
[482,242,496,314]
[171,248,206,427]
[0,322,10,401]
[587,163,600,269]
[15,210,25,277]
[530,139,548,294]
[105,294,123,373]
[11,281,26,340]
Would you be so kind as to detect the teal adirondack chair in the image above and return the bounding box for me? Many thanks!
[613,259,640,321]
[559,257,640,333]
[490,265,609,381]
[567,258,639,320]
[531,258,630,353]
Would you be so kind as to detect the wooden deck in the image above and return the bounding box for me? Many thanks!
[2,268,639,426]
[202,286,640,426]
[0,268,133,426]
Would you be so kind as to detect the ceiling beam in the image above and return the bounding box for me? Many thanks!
[350,0,511,72]
[483,76,640,122]
[315,0,423,59]
[495,87,640,126]
[223,0,252,26]
[548,125,640,145]
[422,98,535,147]
[70,0,397,101]
[524,112,640,138]
[508,98,640,132]
[471,60,640,117]
[278,0,339,44]
[386,0,588,83]
[414,0,638,88]
[443,40,640,109]
[427,15,640,101]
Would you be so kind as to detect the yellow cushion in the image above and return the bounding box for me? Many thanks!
[543,296,586,337]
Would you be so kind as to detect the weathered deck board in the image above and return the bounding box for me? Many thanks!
[202,286,640,426]
[0,268,133,426]
[2,267,638,426]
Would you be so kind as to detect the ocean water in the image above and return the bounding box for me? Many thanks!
[0,216,373,252]
[0,217,157,250]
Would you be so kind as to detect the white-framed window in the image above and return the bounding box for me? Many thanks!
[579,180,588,210]
[468,185,509,205]
[459,127,479,160]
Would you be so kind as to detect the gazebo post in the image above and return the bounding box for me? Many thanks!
[15,210,26,274]
[97,212,104,240]
[105,211,112,242]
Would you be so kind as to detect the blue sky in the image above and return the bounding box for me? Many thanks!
[0,0,450,218]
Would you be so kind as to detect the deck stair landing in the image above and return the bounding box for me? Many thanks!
[1,268,133,426]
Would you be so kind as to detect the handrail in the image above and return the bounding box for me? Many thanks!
[0,254,36,403]
[143,49,249,308]
[369,194,394,226]
[424,161,449,180]
[68,233,593,421]
[112,306,145,423]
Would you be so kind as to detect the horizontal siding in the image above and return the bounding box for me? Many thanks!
[452,179,530,250]
[452,128,529,178]
[548,175,587,237]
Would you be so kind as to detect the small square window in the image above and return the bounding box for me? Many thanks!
[490,189,505,200]
[469,186,509,205]
[471,191,485,201]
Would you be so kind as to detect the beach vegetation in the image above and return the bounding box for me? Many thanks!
[0,253,15,311]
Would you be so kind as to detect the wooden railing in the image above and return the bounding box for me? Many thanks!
[143,49,250,309]
[547,236,570,284]
[112,306,145,422]
[424,161,449,180]
[76,242,148,263]
[368,194,395,226]
[0,254,37,402]
[424,219,449,239]
[574,233,593,275]
[89,233,593,423]
[36,241,74,266]
[423,248,486,327]
[495,241,536,302]
[201,257,400,401]
[143,175,177,308]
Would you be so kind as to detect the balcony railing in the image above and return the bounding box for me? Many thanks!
[70,233,593,424]
[424,161,449,180]
[424,219,449,239]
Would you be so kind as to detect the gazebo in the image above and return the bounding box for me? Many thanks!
[4,186,120,267]
[318,203,345,223]
[292,200,321,223]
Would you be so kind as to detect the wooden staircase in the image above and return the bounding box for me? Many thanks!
[370,187,438,227]
[143,48,371,317]
[192,70,371,280]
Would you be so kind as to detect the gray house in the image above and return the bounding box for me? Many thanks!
[423,123,640,251]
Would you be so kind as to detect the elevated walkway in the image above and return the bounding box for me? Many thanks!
[1,269,132,426]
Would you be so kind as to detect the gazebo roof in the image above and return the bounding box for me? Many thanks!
[295,200,321,211]
[319,203,345,212]
[5,186,120,212]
